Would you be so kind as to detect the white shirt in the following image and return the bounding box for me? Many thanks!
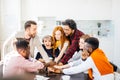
[2,31,50,63]
[63,57,114,80]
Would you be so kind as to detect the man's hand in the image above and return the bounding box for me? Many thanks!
[57,62,63,66]
[38,58,45,63]
[44,61,56,67]
[46,61,63,74]
[54,65,62,69]
[52,62,63,69]
[47,66,62,74]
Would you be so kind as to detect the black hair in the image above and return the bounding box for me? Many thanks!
[85,37,99,50]
[15,38,29,50]
[62,19,77,30]
[24,20,37,30]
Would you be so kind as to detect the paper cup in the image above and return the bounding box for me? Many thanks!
[62,75,70,80]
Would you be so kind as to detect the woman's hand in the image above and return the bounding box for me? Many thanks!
[54,58,59,63]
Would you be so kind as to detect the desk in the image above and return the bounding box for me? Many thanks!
[36,72,63,80]
[1,72,89,80]
[36,72,89,80]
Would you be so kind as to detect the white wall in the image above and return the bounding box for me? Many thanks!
[21,0,116,64]
[21,0,112,21]
[0,0,1,57]
[76,20,114,62]
[112,0,120,67]
[1,0,120,67]
[0,0,21,59]
[1,0,21,40]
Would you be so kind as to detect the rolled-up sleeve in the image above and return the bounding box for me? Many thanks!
[68,59,83,67]
[61,39,79,64]
[61,30,84,64]
[34,35,50,63]
[63,57,93,75]
[21,58,44,72]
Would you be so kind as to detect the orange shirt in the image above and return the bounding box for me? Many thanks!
[63,48,114,80]
[89,48,113,79]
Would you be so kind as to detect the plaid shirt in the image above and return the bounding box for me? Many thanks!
[61,29,84,64]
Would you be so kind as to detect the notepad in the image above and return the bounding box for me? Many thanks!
[35,75,49,80]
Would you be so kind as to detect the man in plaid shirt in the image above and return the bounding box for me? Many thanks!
[60,19,84,64]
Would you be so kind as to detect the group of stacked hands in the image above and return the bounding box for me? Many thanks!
[38,60,63,74]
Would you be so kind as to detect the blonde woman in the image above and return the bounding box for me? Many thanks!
[35,35,60,61]
[52,26,69,63]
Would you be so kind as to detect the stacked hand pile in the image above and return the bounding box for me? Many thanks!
[46,61,63,74]
[39,60,63,74]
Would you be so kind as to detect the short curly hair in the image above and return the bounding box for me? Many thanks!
[15,38,29,50]
[62,19,77,30]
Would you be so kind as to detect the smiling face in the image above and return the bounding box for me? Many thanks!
[43,38,52,49]
[63,25,73,37]
[55,30,61,41]
[79,38,85,50]
[79,34,90,50]
[29,24,37,38]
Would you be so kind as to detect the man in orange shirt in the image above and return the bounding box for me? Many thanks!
[56,37,114,80]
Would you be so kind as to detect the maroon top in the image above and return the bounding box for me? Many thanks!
[61,29,84,64]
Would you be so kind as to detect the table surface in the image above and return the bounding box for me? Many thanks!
[36,72,63,80]
[1,72,89,80]
[35,72,89,80]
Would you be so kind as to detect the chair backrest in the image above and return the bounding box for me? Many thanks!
[114,72,120,80]
[1,32,16,60]
[0,61,3,78]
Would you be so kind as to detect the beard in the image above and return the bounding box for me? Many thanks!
[30,34,36,38]
[66,35,70,40]
[80,49,83,51]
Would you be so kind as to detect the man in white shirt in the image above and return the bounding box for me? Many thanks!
[2,20,50,63]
